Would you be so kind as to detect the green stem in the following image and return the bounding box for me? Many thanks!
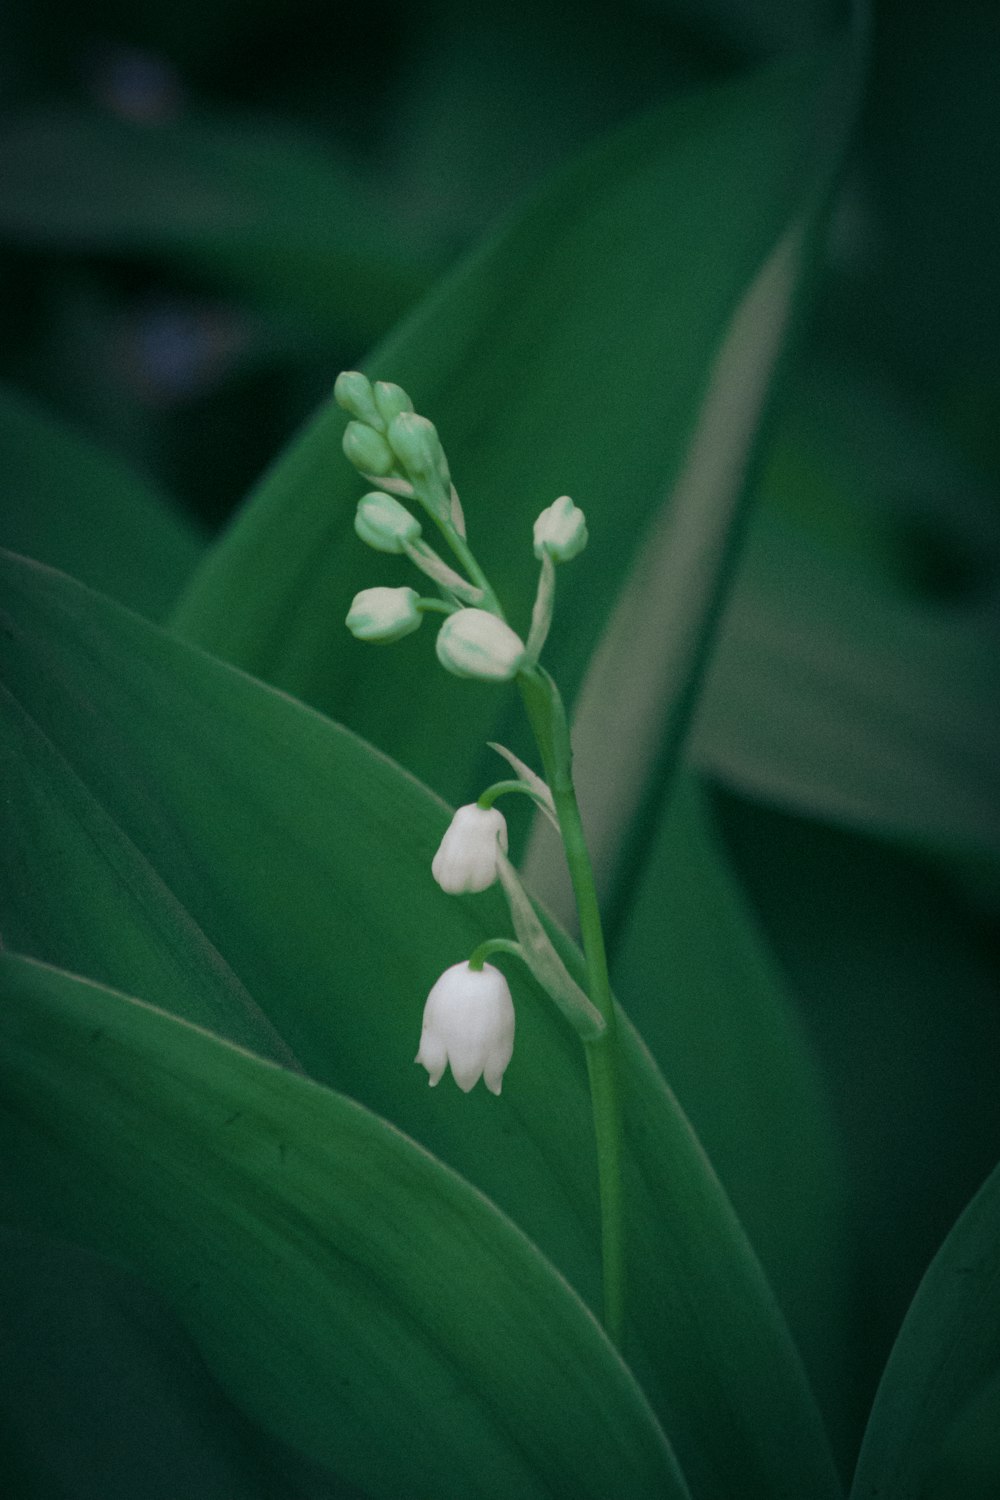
[437,522,506,618]
[467,936,525,971]
[476,779,554,820]
[415,598,457,616]
[518,666,625,1348]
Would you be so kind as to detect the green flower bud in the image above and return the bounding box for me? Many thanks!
[373,381,414,426]
[343,421,395,476]
[435,609,526,682]
[346,586,422,643]
[354,492,422,554]
[532,495,588,562]
[334,371,381,428]
[388,412,450,485]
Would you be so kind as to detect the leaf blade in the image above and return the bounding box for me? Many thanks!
[0,548,842,1498]
[0,951,684,1500]
[851,1160,1000,1500]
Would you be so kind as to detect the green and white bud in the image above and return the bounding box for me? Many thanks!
[373,381,414,427]
[533,495,588,562]
[343,421,395,477]
[346,586,422,643]
[436,609,526,682]
[388,412,451,486]
[334,370,381,428]
[354,491,422,554]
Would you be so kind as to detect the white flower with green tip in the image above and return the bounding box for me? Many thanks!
[346,586,422,642]
[354,492,422,554]
[435,609,526,681]
[533,495,588,562]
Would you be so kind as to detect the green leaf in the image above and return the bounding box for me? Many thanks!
[0,550,840,1499]
[608,776,853,1460]
[169,33,862,809]
[522,213,811,916]
[690,506,1000,867]
[0,381,203,619]
[0,952,682,1500]
[851,1159,1000,1500]
[714,793,1000,1421]
[749,356,1000,596]
[0,1226,284,1500]
[0,108,432,339]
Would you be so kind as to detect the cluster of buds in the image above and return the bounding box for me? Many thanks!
[336,371,587,682]
[337,370,595,1096]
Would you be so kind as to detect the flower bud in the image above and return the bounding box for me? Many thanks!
[532,495,588,562]
[373,381,414,426]
[346,586,422,643]
[334,370,381,428]
[432,804,508,895]
[415,961,515,1095]
[354,491,422,554]
[435,609,526,682]
[387,412,450,485]
[343,420,395,476]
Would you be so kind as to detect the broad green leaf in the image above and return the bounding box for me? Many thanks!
[0,952,682,1500]
[609,777,853,1460]
[170,33,861,811]
[0,1226,284,1500]
[851,1159,1000,1500]
[0,380,202,619]
[750,357,1000,595]
[381,3,699,245]
[714,792,1000,1413]
[0,108,432,339]
[689,498,1000,868]
[922,1371,1000,1500]
[522,213,808,915]
[0,551,841,1499]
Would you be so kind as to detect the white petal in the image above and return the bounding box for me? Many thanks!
[415,1028,447,1086]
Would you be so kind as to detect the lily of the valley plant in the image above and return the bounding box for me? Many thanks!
[339,368,626,1342]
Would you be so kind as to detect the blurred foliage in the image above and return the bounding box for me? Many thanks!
[2,0,997,524]
[1,0,998,1496]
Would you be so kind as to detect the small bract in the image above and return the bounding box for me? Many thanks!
[533,495,588,562]
[415,961,515,1095]
[435,609,526,682]
[432,804,508,894]
[346,586,422,642]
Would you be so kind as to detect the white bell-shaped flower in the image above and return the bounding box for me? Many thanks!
[415,961,515,1095]
[431,804,508,894]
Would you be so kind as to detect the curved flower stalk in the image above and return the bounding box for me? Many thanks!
[337,370,625,1346]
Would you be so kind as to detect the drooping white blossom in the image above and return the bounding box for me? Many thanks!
[431,804,508,894]
[415,961,515,1095]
